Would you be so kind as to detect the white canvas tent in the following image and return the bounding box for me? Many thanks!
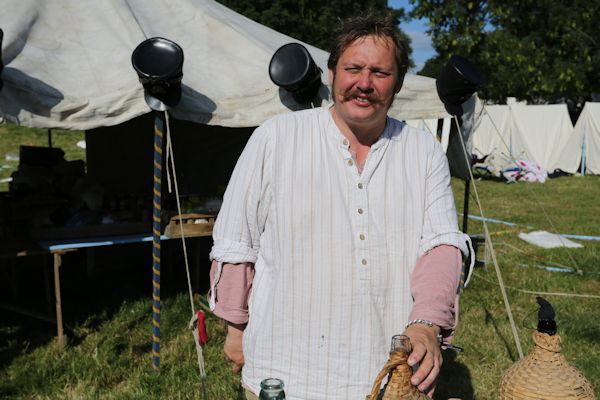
[471,102,579,173]
[471,104,511,159]
[0,0,450,131]
[573,102,600,175]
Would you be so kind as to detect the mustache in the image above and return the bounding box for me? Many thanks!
[342,88,384,104]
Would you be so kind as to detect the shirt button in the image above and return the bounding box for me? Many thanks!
[358,183,363,189]
[348,160,354,166]
[359,234,365,240]
[343,139,349,146]
[357,208,363,214]
[361,259,368,266]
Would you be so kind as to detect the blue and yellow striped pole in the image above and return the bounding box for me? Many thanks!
[151,112,165,371]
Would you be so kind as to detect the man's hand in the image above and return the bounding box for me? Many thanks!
[224,322,246,373]
[403,323,442,397]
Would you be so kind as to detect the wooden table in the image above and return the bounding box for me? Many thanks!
[1,230,212,349]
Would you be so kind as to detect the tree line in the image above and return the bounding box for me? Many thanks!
[217,0,599,104]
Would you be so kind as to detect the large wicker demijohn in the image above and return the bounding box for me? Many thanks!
[498,297,596,400]
[367,335,430,400]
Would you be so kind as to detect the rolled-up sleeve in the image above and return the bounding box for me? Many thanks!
[419,141,470,258]
[417,141,475,289]
[208,124,273,311]
[210,125,273,264]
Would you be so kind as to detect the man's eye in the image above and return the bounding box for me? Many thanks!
[345,67,361,73]
[374,71,390,77]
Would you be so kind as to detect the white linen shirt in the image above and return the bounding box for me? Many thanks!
[210,106,469,400]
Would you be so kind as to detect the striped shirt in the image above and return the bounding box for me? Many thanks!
[210,106,469,400]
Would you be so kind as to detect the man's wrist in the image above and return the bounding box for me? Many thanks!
[405,319,442,344]
[226,321,247,335]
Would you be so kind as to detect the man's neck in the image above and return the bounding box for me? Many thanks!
[330,106,387,148]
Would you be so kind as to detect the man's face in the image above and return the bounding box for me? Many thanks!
[329,35,401,132]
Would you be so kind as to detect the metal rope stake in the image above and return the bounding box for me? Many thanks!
[151,112,165,371]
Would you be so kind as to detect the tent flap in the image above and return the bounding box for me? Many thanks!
[573,102,600,174]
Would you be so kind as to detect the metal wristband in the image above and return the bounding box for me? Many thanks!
[405,319,434,329]
[405,319,442,345]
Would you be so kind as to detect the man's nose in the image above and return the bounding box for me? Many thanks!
[356,71,373,92]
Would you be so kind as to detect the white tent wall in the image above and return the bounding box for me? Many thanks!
[404,117,453,153]
[0,0,450,131]
[405,118,438,135]
[472,105,511,160]
[573,102,600,174]
[510,104,578,173]
[471,103,580,173]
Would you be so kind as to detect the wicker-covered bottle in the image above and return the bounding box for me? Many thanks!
[367,335,430,399]
[498,297,596,399]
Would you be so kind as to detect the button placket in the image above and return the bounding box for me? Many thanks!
[355,180,369,277]
[340,137,362,180]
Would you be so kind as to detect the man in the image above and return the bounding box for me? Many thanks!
[209,14,471,400]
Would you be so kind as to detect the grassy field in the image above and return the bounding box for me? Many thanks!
[0,123,85,191]
[1,125,599,399]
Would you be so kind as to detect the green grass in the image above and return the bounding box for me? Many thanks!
[0,123,85,191]
[1,124,599,399]
[1,294,244,399]
[442,176,600,399]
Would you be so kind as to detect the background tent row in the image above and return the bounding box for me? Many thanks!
[0,0,450,131]
[469,101,600,175]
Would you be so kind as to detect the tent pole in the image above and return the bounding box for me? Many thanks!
[462,177,470,233]
[581,127,586,176]
[151,112,165,372]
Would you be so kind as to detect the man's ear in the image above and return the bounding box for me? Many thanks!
[328,69,334,87]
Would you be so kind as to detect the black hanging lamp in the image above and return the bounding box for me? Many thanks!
[436,55,484,116]
[132,37,184,111]
[269,43,322,104]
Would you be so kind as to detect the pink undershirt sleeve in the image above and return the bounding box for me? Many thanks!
[209,260,254,325]
[408,244,463,336]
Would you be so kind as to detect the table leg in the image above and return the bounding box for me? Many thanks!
[193,239,201,295]
[53,253,66,349]
[86,248,96,277]
[7,258,18,299]
[43,258,53,318]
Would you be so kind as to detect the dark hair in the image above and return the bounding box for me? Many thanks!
[327,14,410,81]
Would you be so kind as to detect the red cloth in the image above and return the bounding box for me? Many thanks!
[197,310,208,346]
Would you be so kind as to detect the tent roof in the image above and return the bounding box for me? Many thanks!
[0,0,449,130]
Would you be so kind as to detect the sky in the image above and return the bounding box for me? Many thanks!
[387,0,435,72]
